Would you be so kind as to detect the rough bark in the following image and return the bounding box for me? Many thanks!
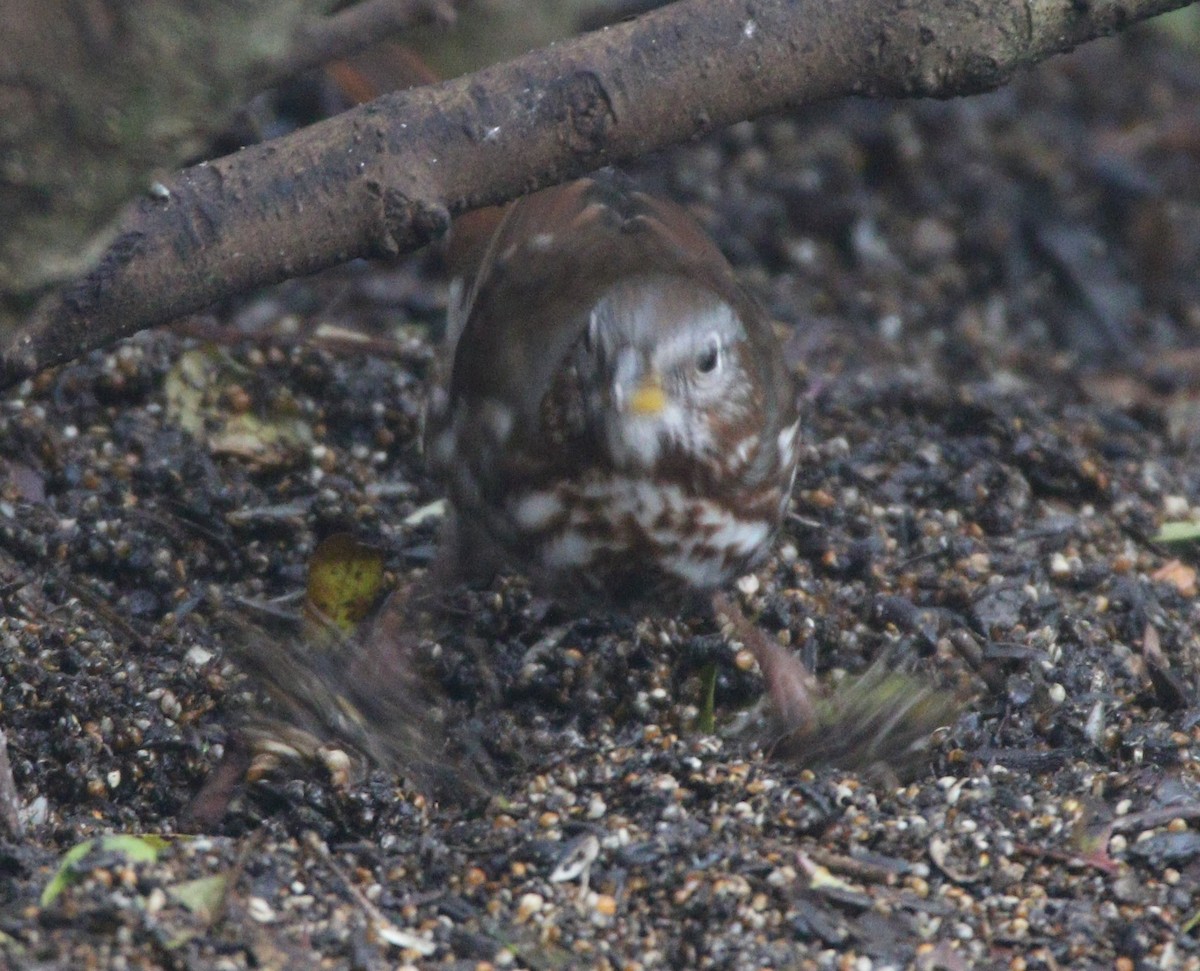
[1,0,1192,387]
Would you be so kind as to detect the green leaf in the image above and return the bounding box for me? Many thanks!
[167,874,228,922]
[40,834,168,907]
[1153,521,1200,543]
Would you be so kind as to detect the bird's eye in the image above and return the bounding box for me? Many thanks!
[695,338,721,375]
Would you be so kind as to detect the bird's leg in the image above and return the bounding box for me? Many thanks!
[710,591,965,777]
[710,590,817,730]
[419,510,505,602]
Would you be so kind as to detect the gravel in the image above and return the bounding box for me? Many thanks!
[2,26,1200,971]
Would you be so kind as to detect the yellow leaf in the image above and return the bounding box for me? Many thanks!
[306,533,386,633]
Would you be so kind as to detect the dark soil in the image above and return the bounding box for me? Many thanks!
[3,26,1200,971]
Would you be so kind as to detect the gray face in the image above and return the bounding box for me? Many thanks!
[578,275,751,469]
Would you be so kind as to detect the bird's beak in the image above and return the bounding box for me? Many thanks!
[628,374,667,417]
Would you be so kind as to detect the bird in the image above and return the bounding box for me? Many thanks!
[424,175,814,724]
[190,178,956,827]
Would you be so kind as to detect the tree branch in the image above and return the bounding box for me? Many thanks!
[1,0,1189,387]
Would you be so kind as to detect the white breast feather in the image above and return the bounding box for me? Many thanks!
[525,476,771,587]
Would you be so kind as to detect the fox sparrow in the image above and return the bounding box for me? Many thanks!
[427,177,800,599]
[190,178,953,827]
[426,176,812,722]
